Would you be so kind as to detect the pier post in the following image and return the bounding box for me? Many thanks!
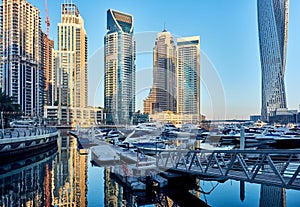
[1,112,4,135]
[240,181,245,202]
[240,126,245,150]
[91,125,95,142]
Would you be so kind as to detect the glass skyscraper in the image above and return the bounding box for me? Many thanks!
[258,0,289,121]
[176,36,201,122]
[104,9,136,125]
[143,30,176,114]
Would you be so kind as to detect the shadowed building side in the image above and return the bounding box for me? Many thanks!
[259,185,286,207]
[0,0,44,117]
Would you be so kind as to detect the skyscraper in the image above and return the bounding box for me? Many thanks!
[42,33,54,106]
[258,0,289,121]
[104,9,136,125]
[143,30,176,114]
[53,3,88,109]
[176,36,200,123]
[0,0,44,117]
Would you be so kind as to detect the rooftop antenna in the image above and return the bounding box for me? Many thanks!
[163,22,167,32]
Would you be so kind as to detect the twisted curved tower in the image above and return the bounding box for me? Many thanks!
[258,0,289,121]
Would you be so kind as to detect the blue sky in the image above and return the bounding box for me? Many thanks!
[26,0,300,120]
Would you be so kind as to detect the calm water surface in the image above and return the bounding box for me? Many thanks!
[0,130,299,206]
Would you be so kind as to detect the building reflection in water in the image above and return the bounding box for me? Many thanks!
[0,129,88,207]
[104,167,135,206]
[51,130,88,207]
[260,185,286,207]
[259,163,287,207]
[0,145,57,206]
[103,167,181,207]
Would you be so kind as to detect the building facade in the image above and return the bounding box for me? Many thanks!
[44,106,104,127]
[149,111,205,126]
[176,36,201,123]
[53,3,88,109]
[42,33,54,106]
[104,9,136,125]
[258,0,289,121]
[143,30,176,114]
[43,3,105,128]
[0,0,44,117]
[48,3,88,126]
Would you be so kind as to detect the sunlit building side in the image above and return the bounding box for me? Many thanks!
[42,33,54,106]
[46,3,98,127]
[104,9,136,125]
[143,30,176,115]
[176,36,201,124]
[257,0,289,121]
[53,3,88,108]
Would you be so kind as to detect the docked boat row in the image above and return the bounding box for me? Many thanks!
[71,122,300,159]
[217,124,300,148]
[82,121,300,154]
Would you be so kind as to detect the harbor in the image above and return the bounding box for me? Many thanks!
[66,121,300,205]
[1,123,300,206]
[1,0,300,205]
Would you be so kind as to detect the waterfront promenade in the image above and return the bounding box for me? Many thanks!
[0,127,58,162]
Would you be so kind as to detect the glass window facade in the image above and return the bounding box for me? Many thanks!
[143,30,177,115]
[104,9,136,125]
[176,36,201,123]
[257,0,289,121]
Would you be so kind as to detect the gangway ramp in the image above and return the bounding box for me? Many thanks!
[156,149,300,190]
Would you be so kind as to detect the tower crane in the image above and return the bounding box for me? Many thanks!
[44,0,50,37]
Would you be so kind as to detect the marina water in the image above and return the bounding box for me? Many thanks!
[0,129,299,206]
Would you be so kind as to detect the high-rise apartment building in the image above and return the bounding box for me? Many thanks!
[42,33,54,106]
[0,0,44,117]
[143,30,176,114]
[53,3,88,108]
[50,3,88,126]
[104,9,136,125]
[258,0,289,121]
[176,36,200,123]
